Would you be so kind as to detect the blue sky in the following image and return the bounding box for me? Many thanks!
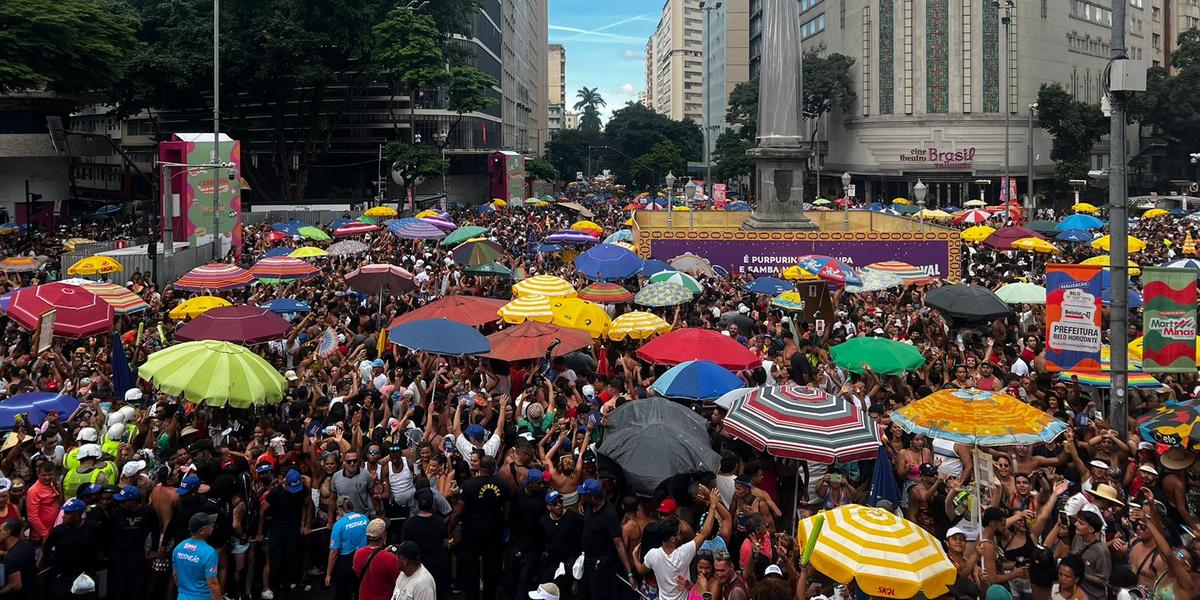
[548,0,660,122]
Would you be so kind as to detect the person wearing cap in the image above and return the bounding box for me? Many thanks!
[452,393,509,460]
[39,498,102,600]
[1058,510,1110,600]
[392,540,436,600]
[326,496,369,600]
[632,488,719,600]
[62,443,112,501]
[538,489,582,590]
[258,469,310,600]
[172,513,221,600]
[578,478,634,600]
[352,518,399,600]
[108,485,160,600]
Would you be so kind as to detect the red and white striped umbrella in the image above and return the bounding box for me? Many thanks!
[958,209,992,224]
[175,263,255,292]
[333,223,381,237]
[249,256,319,280]
[722,385,880,463]
[7,282,115,338]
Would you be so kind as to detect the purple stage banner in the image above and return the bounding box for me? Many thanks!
[650,237,956,280]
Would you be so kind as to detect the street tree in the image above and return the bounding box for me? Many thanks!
[374,9,447,140]
[604,102,702,184]
[546,129,599,183]
[574,87,606,134]
[386,142,448,208]
[629,141,686,188]
[444,66,499,148]
[526,158,558,183]
[711,130,755,184]
[1036,83,1108,182]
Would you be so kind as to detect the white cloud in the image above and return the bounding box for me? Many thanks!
[620,83,635,93]
[622,49,644,60]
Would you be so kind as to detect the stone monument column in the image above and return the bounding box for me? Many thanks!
[742,0,818,231]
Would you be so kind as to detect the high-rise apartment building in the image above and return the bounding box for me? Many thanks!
[701,0,750,164]
[647,0,706,123]
[548,44,566,132]
[1153,0,1200,70]
[502,0,549,154]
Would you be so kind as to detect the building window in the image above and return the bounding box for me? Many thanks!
[841,0,847,28]
[801,13,826,38]
[1130,0,1142,7]
[1042,0,1048,17]
[1152,32,1161,48]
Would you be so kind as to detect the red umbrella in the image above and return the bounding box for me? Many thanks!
[334,223,381,237]
[481,321,592,362]
[345,264,415,295]
[173,305,292,344]
[984,226,1045,251]
[249,256,319,280]
[175,263,255,292]
[636,328,759,370]
[267,230,290,243]
[388,295,506,328]
[8,283,114,338]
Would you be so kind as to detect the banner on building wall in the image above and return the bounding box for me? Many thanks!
[1141,267,1198,373]
[1044,264,1103,372]
[180,134,242,255]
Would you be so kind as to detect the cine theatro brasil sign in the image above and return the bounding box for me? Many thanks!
[898,146,976,169]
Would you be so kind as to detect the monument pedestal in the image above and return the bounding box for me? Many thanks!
[741,145,818,231]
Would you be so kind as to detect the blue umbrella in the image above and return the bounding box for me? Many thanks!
[744,277,793,295]
[649,360,744,401]
[535,244,562,253]
[386,218,420,234]
[1057,214,1105,231]
[866,202,884,211]
[387,318,491,356]
[111,333,134,403]
[713,265,729,278]
[726,201,751,211]
[1170,208,1188,217]
[261,299,312,314]
[0,392,81,430]
[942,205,961,212]
[263,247,294,258]
[271,222,300,235]
[1101,286,1143,308]
[1056,229,1093,243]
[95,204,121,215]
[1162,258,1200,279]
[641,259,672,276]
[477,204,496,214]
[575,243,644,281]
[866,445,902,508]
[329,218,355,229]
[604,229,633,244]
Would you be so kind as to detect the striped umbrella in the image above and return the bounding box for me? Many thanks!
[513,275,576,299]
[722,385,880,462]
[175,264,255,292]
[8,283,115,338]
[1058,370,1163,389]
[892,388,1068,446]
[421,216,457,231]
[958,208,992,224]
[326,240,370,256]
[606,311,672,340]
[796,255,862,286]
[647,270,703,293]
[452,239,506,266]
[394,220,446,240]
[0,257,41,273]
[498,295,554,324]
[796,504,957,599]
[634,281,693,307]
[578,282,634,303]
[544,230,601,245]
[333,222,381,237]
[249,257,319,280]
[77,282,149,315]
[862,261,936,284]
[356,216,379,225]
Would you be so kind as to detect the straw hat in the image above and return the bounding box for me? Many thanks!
[1091,483,1124,504]
[1160,447,1197,471]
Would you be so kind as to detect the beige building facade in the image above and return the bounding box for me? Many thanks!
[702,0,750,163]
[548,44,566,132]
[502,0,548,154]
[646,0,706,122]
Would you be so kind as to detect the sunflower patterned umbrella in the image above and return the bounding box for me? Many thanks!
[891,388,1068,446]
[606,311,672,340]
[634,281,694,307]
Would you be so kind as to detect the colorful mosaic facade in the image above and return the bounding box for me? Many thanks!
[981,0,1000,112]
[926,0,949,113]
[879,0,894,114]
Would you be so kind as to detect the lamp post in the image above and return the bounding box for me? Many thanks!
[1068,179,1087,205]
[914,179,928,233]
[841,171,851,231]
[998,0,1014,208]
[701,1,722,191]
[666,171,676,229]
[685,180,697,229]
[975,179,991,204]
[212,0,221,260]
[1028,102,1038,215]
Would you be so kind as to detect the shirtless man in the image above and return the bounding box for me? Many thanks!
[540,420,590,511]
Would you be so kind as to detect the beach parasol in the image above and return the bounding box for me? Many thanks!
[963,199,986,207]
[642,259,673,277]
[138,340,286,408]
[577,282,634,303]
[297,226,331,241]
[570,220,603,235]
[344,264,415,295]
[1079,254,1141,275]
[451,239,506,266]
[498,295,555,324]
[915,208,952,220]
[1024,219,1061,236]
[174,305,292,344]
[1056,229,1094,243]
[463,262,512,278]
[388,295,506,329]
[796,255,862,286]
[263,247,293,258]
[846,269,904,293]
[249,257,319,280]
[722,385,881,462]
[636,327,759,370]
[62,238,97,251]
[548,297,612,338]
[891,388,1068,445]
[634,281,693,307]
[604,229,633,244]
[1011,237,1060,254]
[574,244,643,281]
[744,277,793,295]
[481,321,592,362]
[1056,213,1105,231]
[364,206,398,218]
[421,216,457,231]
[960,225,996,243]
[596,398,721,495]
[779,265,819,281]
[0,392,82,430]
[668,253,717,277]
[169,296,232,320]
[1058,370,1163,389]
[440,226,489,247]
[650,360,744,401]
[67,256,122,276]
[892,197,910,205]
[333,222,381,237]
[513,275,576,299]
[862,261,937,284]
[983,226,1045,251]
[830,337,926,375]
[289,246,329,259]
[1092,234,1147,253]
[770,291,807,311]
[544,230,601,245]
[647,270,703,294]
[1138,400,1200,448]
[1072,202,1100,214]
[260,299,311,314]
[326,240,369,256]
[415,209,444,219]
[0,257,42,273]
[1160,258,1200,278]
[606,311,672,340]
[174,263,255,292]
[8,283,115,338]
[924,284,1012,320]
[393,220,446,240]
[796,505,957,599]
[387,318,491,356]
[76,282,149,315]
[995,282,1047,304]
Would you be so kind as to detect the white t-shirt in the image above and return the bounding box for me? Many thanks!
[1009,358,1030,377]
[391,564,436,600]
[455,433,501,460]
[643,540,698,600]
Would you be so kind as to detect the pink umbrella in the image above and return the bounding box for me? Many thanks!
[958,209,992,224]
[8,283,115,338]
[345,264,416,295]
[333,223,381,237]
[173,305,292,344]
[175,263,255,292]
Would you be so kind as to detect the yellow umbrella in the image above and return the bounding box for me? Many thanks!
[1011,237,1060,254]
[549,297,611,338]
[1185,232,1198,256]
[529,200,549,208]
[1143,208,1169,219]
[168,296,232,320]
[493,198,508,208]
[513,275,576,299]
[963,199,986,207]
[289,247,329,259]
[415,209,442,219]
[571,220,603,232]
[67,256,123,276]
[497,295,554,324]
[624,218,635,226]
[1079,254,1142,276]
[606,311,672,340]
[1091,234,1146,253]
[1072,202,1100,214]
[797,505,956,599]
[960,225,996,243]
[364,206,397,218]
[892,198,910,205]
[612,241,635,252]
[915,208,951,219]
[780,265,819,281]
[671,205,691,211]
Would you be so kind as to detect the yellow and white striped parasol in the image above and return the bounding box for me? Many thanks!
[513,275,576,299]
[606,311,671,341]
[797,504,957,599]
[497,294,554,324]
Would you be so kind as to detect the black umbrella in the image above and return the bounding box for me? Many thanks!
[925,284,1013,321]
[596,397,720,495]
[719,311,756,332]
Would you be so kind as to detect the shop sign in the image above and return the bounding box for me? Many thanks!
[898,146,976,169]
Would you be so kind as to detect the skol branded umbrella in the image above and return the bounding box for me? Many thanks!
[891,388,1068,446]
[498,295,555,324]
[138,340,286,408]
[174,263,255,292]
[722,385,881,462]
[174,305,292,344]
[8,283,115,338]
[548,297,612,338]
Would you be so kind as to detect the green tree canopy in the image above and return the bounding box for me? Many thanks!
[574,87,606,134]
[629,140,686,188]
[386,142,448,206]
[546,128,599,183]
[525,158,558,182]
[1036,83,1108,181]
[604,102,702,183]
[711,130,754,182]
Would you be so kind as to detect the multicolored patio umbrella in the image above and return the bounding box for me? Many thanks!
[174,264,255,292]
[891,388,1068,446]
[862,261,936,284]
[249,257,319,280]
[544,230,601,245]
[0,257,42,273]
[770,291,807,311]
[76,282,149,315]
[606,311,672,340]
[578,282,635,303]
[796,254,862,286]
[1139,401,1200,448]
[647,270,703,294]
[393,220,445,240]
[1058,370,1163,389]
[723,385,881,462]
[451,239,505,266]
[634,281,693,307]
[513,275,576,299]
[333,222,381,237]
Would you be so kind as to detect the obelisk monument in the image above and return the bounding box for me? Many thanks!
[742,0,817,230]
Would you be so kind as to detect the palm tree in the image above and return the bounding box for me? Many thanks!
[573,87,606,112]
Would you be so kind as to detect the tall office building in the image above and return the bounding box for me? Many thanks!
[647,0,706,123]
[1150,0,1199,70]
[644,39,656,109]
[701,0,750,164]
[548,44,567,132]
[502,0,549,154]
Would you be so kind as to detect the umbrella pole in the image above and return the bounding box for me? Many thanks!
[792,467,801,532]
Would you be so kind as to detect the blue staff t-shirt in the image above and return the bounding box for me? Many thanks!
[173,537,219,600]
[330,512,369,555]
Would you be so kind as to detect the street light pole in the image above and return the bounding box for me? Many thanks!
[841,171,851,231]
[1028,102,1038,216]
[666,171,676,229]
[701,2,721,192]
[1108,0,1130,438]
[998,0,1014,209]
[914,179,928,233]
[212,0,221,261]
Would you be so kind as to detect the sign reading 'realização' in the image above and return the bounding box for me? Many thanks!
[898,147,976,169]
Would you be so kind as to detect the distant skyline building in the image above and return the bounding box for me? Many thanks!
[548,43,566,133]
[646,0,706,123]
[701,0,750,165]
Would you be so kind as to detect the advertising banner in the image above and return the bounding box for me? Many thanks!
[1044,264,1103,372]
[1141,267,1198,373]
[179,134,242,254]
[505,153,525,201]
[712,184,727,203]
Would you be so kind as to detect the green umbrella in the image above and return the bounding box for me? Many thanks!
[298,226,331,241]
[452,239,505,266]
[356,216,379,225]
[440,225,490,247]
[1025,220,1059,236]
[995,282,1047,304]
[830,337,927,376]
[256,277,299,286]
[648,270,703,294]
[138,340,286,408]
[464,261,513,278]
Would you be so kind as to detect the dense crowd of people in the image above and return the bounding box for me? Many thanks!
[0,186,1194,600]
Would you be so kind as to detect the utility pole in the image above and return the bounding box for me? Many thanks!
[1028,102,1038,214]
[998,0,1014,207]
[1108,0,1130,438]
[212,0,221,261]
